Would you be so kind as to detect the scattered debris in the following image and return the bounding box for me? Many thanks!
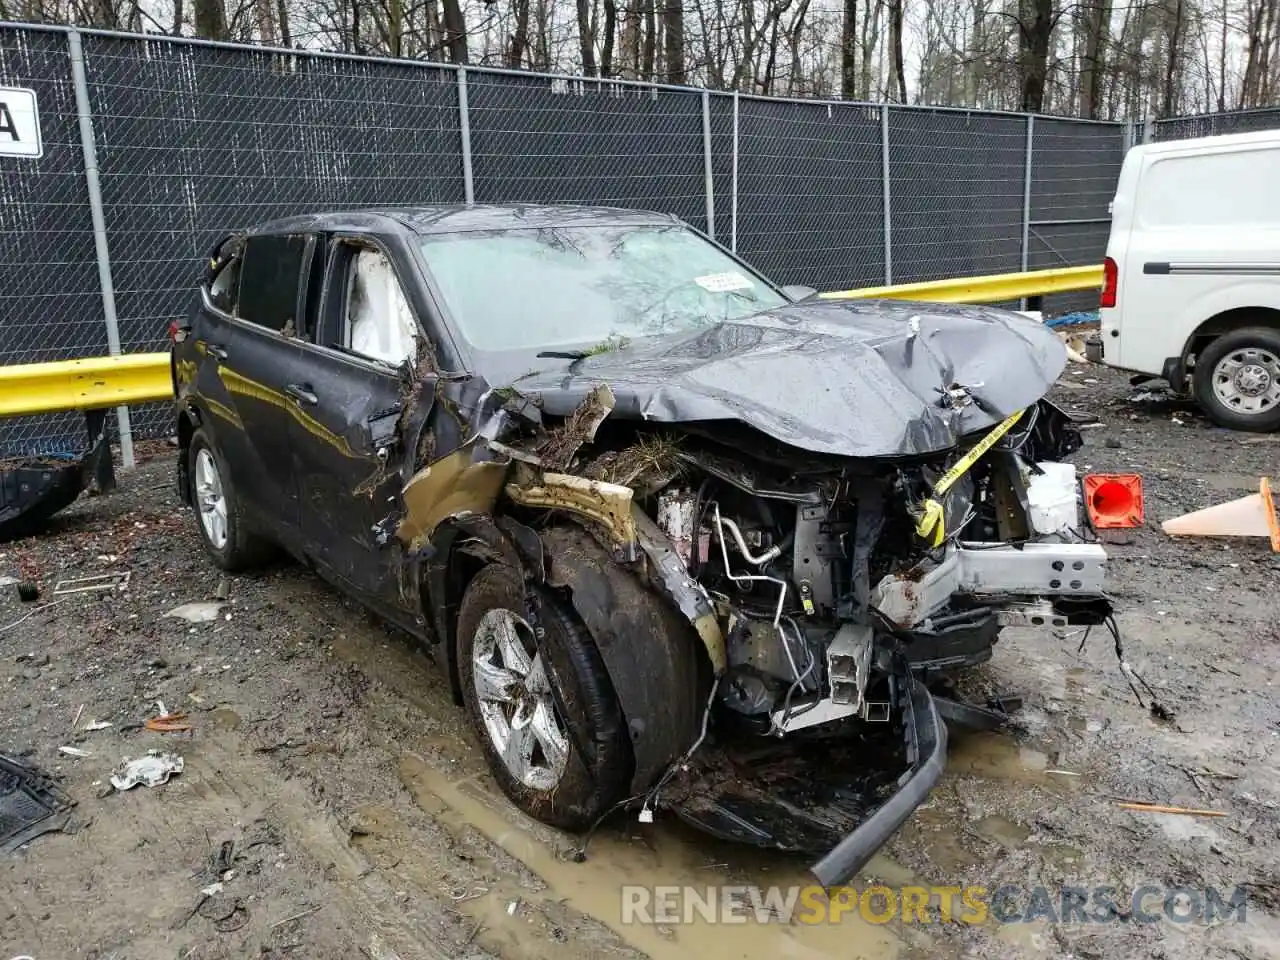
[110,751,184,791]
[214,577,231,601]
[270,904,323,928]
[0,574,17,587]
[165,601,226,623]
[16,583,39,602]
[57,746,92,759]
[81,720,112,732]
[0,599,66,635]
[52,572,131,595]
[1117,802,1228,818]
[144,712,193,733]
[0,754,75,854]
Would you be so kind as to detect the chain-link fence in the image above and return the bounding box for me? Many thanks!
[1,22,1134,457]
[1153,106,1280,142]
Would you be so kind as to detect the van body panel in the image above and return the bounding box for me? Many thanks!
[1100,130,1280,378]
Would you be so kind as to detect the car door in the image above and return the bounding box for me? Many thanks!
[290,235,435,614]
[187,232,317,547]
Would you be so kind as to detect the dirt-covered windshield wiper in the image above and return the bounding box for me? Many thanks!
[536,350,591,360]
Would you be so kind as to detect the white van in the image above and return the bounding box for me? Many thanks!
[1097,129,1280,431]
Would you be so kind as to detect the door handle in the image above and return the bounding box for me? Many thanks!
[285,383,318,406]
[205,342,228,361]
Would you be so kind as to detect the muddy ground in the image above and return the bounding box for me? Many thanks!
[1,364,1278,960]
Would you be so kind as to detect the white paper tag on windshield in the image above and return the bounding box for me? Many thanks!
[693,271,754,293]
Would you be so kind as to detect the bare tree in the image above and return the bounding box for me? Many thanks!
[886,0,906,99]
[662,0,685,82]
[193,0,229,39]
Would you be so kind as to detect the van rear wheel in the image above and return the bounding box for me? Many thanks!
[1194,327,1280,432]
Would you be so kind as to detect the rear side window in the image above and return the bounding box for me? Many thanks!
[238,234,309,333]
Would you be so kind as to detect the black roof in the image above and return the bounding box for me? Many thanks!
[245,203,682,238]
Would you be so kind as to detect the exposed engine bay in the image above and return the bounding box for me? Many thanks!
[562,396,1110,739]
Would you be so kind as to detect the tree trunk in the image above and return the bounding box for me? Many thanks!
[642,0,657,79]
[1018,0,1053,112]
[841,0,857,97]
[662,0,684,83]
[172,0,183,33]
[1160,0,1183,115]
[193,0,228,40]
[887,0,906,101]
[276,0,290,44]
[1078,0,1109,118]
[440,0,468,63]
[577,0,598,73]
[601,0,617,76]
[509,0,531,66]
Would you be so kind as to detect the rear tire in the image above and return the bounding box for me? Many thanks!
[187,429,274,571]
[456,564,630,831]
[1194,327,1280,432]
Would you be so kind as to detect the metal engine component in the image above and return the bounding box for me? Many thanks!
[727,614,810,683]
[656,487,697,566]
[996,601,1069,628]
[792,504,837,615]
[826,622,873,708]
[871,542,1108,628]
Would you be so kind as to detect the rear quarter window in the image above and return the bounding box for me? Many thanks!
[237,234,310,332]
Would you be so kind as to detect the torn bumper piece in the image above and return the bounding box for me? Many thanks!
[666,671,947,888]
[807,676,946,888]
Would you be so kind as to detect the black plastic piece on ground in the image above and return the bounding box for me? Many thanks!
[0,459,85,542]
[808,676,948,888]
[934,694,1014,732]
[16,583,39,603]
[0,754,74,855]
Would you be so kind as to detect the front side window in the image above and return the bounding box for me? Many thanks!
[343,247,419,366]
[237,234,309,333]
[416,225,786,352]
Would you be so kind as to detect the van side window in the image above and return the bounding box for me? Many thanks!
[238,234,309,333]
[343,248,419,366]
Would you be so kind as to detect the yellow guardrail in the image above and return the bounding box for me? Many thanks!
[0,264,1105,419]
[822,264,1104,305]
[0,352,171,417]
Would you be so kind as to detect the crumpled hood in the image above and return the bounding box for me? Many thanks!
[510,298,1066,458]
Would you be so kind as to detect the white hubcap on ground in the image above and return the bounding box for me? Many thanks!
[1212,347,1280,415]
[194,448,229,550]
[471,608,570,791]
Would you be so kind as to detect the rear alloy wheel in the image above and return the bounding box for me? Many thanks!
[187,429,273,572]
[1194,327,1280,432]
[456,564,630,830]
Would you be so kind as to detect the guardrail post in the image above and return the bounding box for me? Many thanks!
[1020,115,1035,312]
[68,27,134,471]
[730,91,739,253]
[457,66,474,204]
[881,104,892,285]
[701,90,715,241]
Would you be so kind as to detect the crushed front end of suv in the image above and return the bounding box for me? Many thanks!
[172,205,1111,885]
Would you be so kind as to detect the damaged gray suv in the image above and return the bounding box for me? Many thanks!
[172,205,1112,885]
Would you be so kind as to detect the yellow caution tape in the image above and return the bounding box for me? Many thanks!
[915,408,1027,547]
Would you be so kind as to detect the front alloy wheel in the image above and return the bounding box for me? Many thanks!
[456,564,631,830]
[471,607,571,791]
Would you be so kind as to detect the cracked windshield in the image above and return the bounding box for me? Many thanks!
[417,224,788,350]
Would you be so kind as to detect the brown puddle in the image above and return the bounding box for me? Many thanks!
[396,752,929,960]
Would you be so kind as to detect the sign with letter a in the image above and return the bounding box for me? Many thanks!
[0,87,43,158]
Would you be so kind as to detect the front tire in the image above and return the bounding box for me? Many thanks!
[187,429,273,571]
[1194,327,1280,432]
[456,564,630,830]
